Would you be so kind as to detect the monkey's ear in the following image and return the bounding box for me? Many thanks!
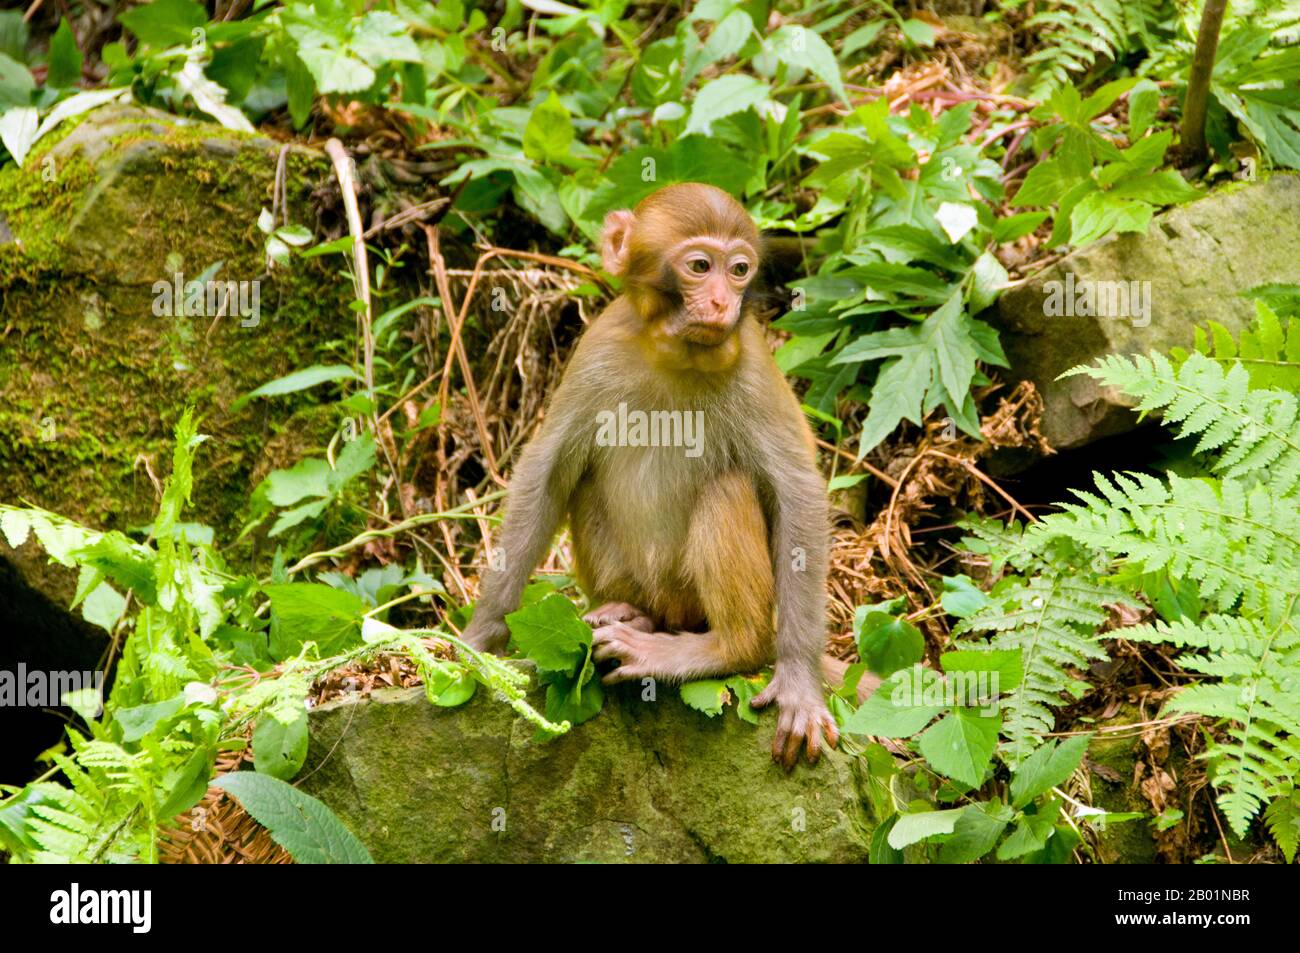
[601,209,636,277]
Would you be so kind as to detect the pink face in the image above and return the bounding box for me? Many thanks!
[669,236,758,345]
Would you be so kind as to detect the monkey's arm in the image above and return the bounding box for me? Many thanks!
[461,389,590,653]
[749,423,839,769]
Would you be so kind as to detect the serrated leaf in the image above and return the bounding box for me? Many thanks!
[1011,734,1091,807]
[685,74,769,136]
[213,772,373,864]
[506,594,591,673]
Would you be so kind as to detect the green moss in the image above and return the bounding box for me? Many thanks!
[0,108,354,553]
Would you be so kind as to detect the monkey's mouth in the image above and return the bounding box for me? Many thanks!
[681,315,736,346]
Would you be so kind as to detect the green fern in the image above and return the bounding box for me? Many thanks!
[955,525,1134,765]
[1043,470,1299,615]
[1061,351,1300,496]
[1264,789,1300,863]
[1023,0,1167,97]
[1042,351,1300,842]
[1112,612,1300,837]
[1177,293,1300,393]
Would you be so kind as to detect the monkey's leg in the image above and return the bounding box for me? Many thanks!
[592,472,774,683]
[583,602,656,632]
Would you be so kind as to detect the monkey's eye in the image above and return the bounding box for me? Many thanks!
[687,258,711,275]
[731,262,750,278]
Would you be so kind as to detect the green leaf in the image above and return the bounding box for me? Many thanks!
[680,679,727,716]
[939,574,990,619]
[770,25,847,103]
[118,0,206,48]
[900,19,937,48]
[1068,192,1152,247]
[46,18,82,89]
[841,666,944,736]
[997,803,1061,860]
[80,577,127,633]
[506,594,591,673]
[213,772,374,864]
[685,74,769,136]
[1011,159,1080,207]
[939,648,1023,694]
[543,662,602,725]
[887,808,963,849]
[253,707,309,781]
[0,52,33,108]
[937,801,1013,863]
[917,708,999,787]
[523,91,574,163]
[116,695,185,743]
[1128,80,1160,140]
[232,365,361,411]
[265,583,366,659]
[854,608,924,678]
[1011,734,1092,807]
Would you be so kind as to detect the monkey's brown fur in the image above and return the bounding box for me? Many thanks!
[464,183,840,768]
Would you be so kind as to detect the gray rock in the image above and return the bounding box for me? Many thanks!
[993,174,1300,450]
[298,681,873,863]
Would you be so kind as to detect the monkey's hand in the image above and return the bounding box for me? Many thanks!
[462,612,510,655]
[750,670,839,771]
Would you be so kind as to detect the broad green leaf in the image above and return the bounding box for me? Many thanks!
[917,708,999,787]
[523,91,574,163]
[253,707,309,781]
[506,593,591,673]
[841,666,944,737]
[213,772,374,864]
[854,608,924,678]
[997,801,1062,859]
[680,679,727,716]
[685,74,769,136]
[116,695,185,743]
[770,25,847,103]
[265,583,366,659]
[939,574,990,619]
[887,808,964,849]
[939,648,1024,694]
[937,801,1013,863]
[118,0,206,48]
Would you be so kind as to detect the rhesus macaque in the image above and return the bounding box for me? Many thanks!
[463,182,843,768]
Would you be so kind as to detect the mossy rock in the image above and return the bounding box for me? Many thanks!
[993,173,1300,451]
[298,680,874,863]
[0,105,352,606]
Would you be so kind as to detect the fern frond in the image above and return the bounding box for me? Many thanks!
[1181,298,1300,393]
[956,573,1132,765]
[1039,471,1300,615]
[1063,352,1300,496]
[1024,0,1168,95]
[1095,607,1300,837]
[1264,790,1300,863]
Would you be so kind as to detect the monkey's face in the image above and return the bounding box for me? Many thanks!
[668,237,758,346]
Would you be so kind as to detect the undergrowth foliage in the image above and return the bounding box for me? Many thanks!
[1033,348,1300,844]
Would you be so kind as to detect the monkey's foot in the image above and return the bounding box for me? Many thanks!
[590,624,689,684]
[583,602,655,632]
